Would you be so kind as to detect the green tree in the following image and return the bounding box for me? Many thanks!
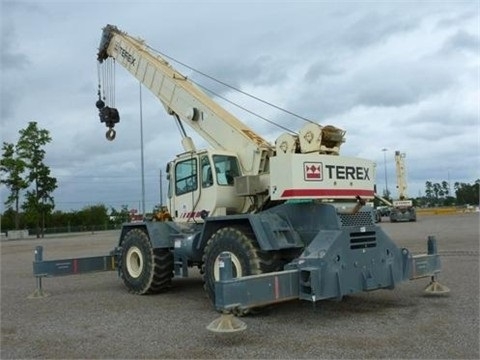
[0,208,16,230]
[432,183,443,204]
[454,180,480,205]
[109,206,129,226]
[80,204,109,230]
[0,142,28,229]
[425,181,433,205]
[119,204,131,223]
[441,181,450,198]
[17,122,57,238]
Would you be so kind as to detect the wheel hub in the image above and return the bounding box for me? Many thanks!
[126,246,143,278]
[213,252,242,280]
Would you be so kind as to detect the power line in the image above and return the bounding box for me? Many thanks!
[53,174,158,178]
[146,44,316,129]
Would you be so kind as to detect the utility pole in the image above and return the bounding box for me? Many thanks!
[139,82,146,217]
[382,148,389,198]
[159,169,163,206]
[448,169,451,196]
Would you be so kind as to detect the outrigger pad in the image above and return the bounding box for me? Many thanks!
[424,280,450,296]
[206,313,247,333]
[27,288,49,299]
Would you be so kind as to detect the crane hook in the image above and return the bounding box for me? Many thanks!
[106,128,116,141]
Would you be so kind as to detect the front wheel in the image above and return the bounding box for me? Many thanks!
[120,228,173,294]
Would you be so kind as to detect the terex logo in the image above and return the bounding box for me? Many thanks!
[114,42,136,66]
[304,162,322,181]
[325,165,370,180]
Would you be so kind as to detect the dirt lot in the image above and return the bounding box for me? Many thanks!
[1,213,479,359]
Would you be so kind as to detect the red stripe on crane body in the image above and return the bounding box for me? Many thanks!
[281,189,374,198]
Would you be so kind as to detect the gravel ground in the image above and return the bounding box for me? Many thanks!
[1,213,479,359]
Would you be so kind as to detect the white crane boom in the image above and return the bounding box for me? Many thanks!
[96,24,377,219]
[97,24,272,176]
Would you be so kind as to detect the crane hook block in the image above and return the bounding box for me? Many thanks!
[99,106,120,126]
[106,128,116,141]
[98,105,120,141]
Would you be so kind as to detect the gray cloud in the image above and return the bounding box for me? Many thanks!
[0,4,32,70]
[355,61,454,107]
[441,30,479,54]
[0,1,478,212]
[340,11,418,49]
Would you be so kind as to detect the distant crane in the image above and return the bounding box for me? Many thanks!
[395,151,408,200]
[390,150,416,222]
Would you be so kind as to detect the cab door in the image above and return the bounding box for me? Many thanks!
[169,155,200,221]
[167,151,245,222]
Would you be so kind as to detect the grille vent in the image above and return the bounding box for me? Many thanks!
[350,231,376,250]
[339,212,374,227]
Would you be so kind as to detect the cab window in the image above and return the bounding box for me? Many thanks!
[212,155,240,186]
[175,158,197,195]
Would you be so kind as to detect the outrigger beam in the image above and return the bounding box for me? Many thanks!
[29,245,117,298]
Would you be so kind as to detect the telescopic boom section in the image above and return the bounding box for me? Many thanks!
[394,151,408,199]
[97,24,273,176]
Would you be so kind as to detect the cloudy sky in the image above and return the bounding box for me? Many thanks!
[1,0,479,213]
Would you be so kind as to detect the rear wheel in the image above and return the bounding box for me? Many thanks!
[120,228,173,294]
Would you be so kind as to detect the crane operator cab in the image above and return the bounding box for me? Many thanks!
[166,149,245,222]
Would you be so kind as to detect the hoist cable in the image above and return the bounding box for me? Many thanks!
[98,58,117,107]
[192,80,296,134]
[112,60,116,107]
[146,44,316,126]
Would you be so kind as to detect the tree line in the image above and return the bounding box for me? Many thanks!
[0,123,158,234]
[375,179,478,208]
[416,180,479,207]
[0,204,133,234]
[0,203,159,234]
[1,122,57,237]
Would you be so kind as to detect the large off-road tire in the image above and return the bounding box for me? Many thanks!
[202,226,283,309]
[120,228,173,294]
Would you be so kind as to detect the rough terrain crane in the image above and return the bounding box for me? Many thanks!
[32,25,448,332]
[390,151,416,222]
